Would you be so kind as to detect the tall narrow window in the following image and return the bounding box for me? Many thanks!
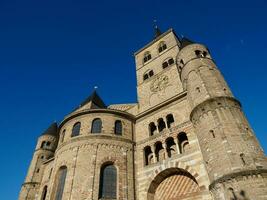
[158,118,166,132]
[99,164,117,199]
[166,137,176,158]
[41,141,46,148]
[91,118,102,133]
[144,146,153,166]
[149,122,157,136]
[178,132,189,153]
[115,120,122,135]
[61,130,65,143]
[155,142,165,162]
[71,122,81,137]
[166,114,175,128]
[54,166,67,200]
[41,186,48,200]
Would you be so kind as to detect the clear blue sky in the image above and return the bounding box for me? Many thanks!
[0,0,266,199]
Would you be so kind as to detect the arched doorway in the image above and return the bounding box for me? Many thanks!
[147,168,201,200]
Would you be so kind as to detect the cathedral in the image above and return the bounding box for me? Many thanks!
[19,28,267,200]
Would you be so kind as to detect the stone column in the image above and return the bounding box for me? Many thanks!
[151,147,157,163]
[162,143,168,159]
[175,138,181,154]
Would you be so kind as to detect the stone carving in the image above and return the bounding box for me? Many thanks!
[150,75,169,93]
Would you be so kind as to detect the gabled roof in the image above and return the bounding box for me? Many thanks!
[180,37,195,49]
[41,122,58,137]
[134,28,174,55]
[75,90,106,111]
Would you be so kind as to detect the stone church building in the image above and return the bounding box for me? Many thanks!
[19,28,267,200]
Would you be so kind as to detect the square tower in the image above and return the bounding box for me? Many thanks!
[134,29,183,113]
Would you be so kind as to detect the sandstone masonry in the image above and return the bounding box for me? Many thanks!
[19,28,267,200]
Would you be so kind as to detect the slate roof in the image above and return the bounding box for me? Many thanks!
[180,37,195,49]
[41,122,58,137]
[77,90,106,110]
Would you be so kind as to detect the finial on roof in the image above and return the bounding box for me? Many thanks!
[94,86,98,90]
[153,19,162,38]
[73,89,106,111]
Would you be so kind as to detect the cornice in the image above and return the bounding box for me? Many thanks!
[59,108,136,129]
[56,134,135,153]
[190,96,241,123]
[209,168,267,190]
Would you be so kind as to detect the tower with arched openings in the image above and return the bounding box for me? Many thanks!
[19,27,267,200]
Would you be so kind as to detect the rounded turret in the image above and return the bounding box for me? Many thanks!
[177,38,267,200]
[50,107,135,199]
[177,40,233,108]
[19,123,59,200]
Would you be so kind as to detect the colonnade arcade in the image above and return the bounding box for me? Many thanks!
[144,132,189,166]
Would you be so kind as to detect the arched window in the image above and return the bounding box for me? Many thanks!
[166,137,176,158]
[41,186,48,200]
[195,50,201,57]
[143,70,154,81]
[149,122,157,136]
[91,118,102,133]
[144,146,153,166]
[155,142,165,162]
[157,118,166,132]
[178,132,189,153]
[143,52,152,63]
[54,166,67,200]
[158,42,167,53]
[61,130,65,143]
[162,58,175,69]
[71,122,81,137]
[41,141,46,148]
[115,120,122,135]
[166,114,175,128]
[99,164,117,199]
[195,50,207,58]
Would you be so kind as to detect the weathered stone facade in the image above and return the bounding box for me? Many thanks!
[19,28,267,200]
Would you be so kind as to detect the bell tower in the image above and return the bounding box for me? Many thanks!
[19,123,59,200]
[177,40,267,199]
[134,28,183,112]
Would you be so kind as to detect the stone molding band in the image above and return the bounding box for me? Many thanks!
[22,182,40,186]
[60,108,136,129]
[209,168,267,190]
[190,96,241,123]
